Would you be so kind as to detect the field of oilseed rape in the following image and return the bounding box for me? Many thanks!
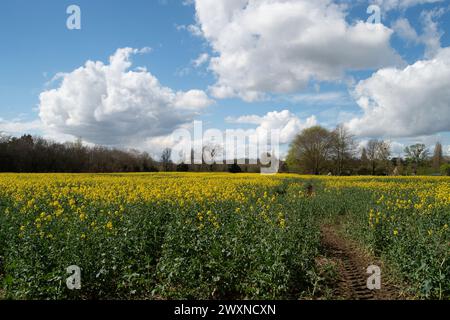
[0,173,448,300]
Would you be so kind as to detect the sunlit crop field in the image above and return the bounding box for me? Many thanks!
[0,173,448,299]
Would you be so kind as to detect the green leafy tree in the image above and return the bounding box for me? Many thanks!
[404,144,429,175]
[287,126,334,175]
[441,163,450,176]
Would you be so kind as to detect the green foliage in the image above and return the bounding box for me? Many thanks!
[227,163,242,173]
[323,181,449,299]
[176,163,189,172]
[440,163,450,176]
[0,177,321,300]
[0,174,448,300]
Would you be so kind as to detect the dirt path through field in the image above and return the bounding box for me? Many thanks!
[320,225,400,300]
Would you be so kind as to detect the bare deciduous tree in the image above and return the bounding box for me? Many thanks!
[331,124,357,175]
[160,148,173,172]
[366,139,391,175]
[202,144,223,172]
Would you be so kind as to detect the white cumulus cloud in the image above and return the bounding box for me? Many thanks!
[192,53,210,68]
[374,0,443,11]
[0,118,43,136]
[192,0,401,101]
[39,48,213,146]
[227,110,317,144]
[347,47,450,138]
[393,8,445,58]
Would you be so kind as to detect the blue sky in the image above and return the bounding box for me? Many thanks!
[0,0,204,118]
[1,0,450,157]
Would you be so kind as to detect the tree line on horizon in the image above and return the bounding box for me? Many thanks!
[0,134,263,174]
[286,125,450,176]
[1,128,449,176]
[0,135,158,173]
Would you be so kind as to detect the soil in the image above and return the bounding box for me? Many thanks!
[320,225,403,300]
